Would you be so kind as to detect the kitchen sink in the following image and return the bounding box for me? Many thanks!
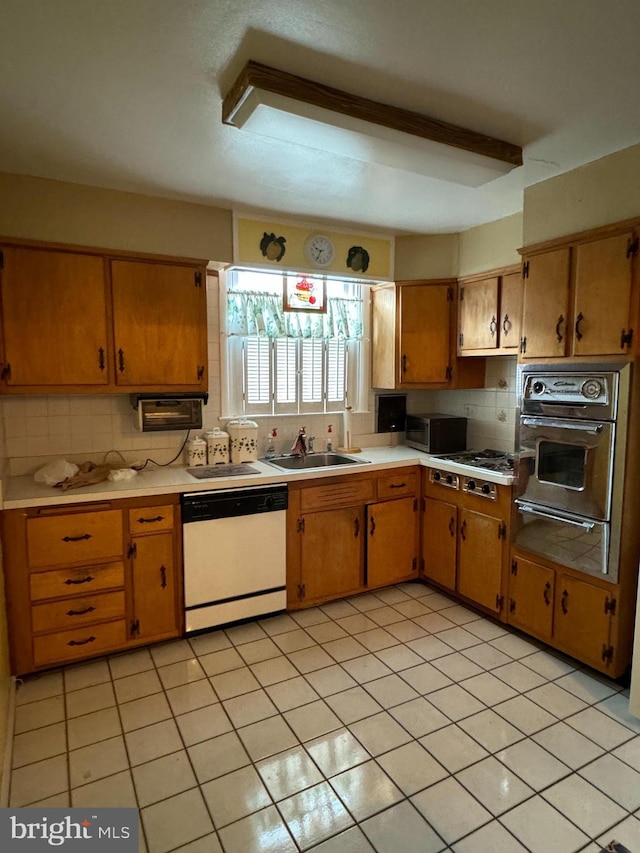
[262,452,369,471]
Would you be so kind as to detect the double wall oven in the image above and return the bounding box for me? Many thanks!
[514,363,630,582]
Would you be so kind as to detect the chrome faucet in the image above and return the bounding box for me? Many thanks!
[308,435,315,454]
[291,427,307,458]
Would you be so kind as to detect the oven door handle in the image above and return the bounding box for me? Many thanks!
[516,502,596,531]
[521,417,604,433]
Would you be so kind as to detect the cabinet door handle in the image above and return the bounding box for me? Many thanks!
[543,582,551,606]
[98,347,105,371]
[118,348,125,372]
[68,636,96,647]
[575,313,584,341]
[66,606,96,617]
[460,519,466,541]
[160,565,167,589]
[62,533,92,542]
[64,575,94,586]
[354,517,360,538]
[555,315,565,343]
[561,589,569,614]
[369,516,376,536]
[448,517,455,537]
[401,354,408,373]
[137,515,164,524]
[489,316,497,337]
[502,314,511,337]
[388,483,406,489]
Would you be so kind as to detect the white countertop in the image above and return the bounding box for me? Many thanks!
[2,446,514,509]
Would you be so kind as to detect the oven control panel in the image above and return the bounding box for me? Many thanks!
[461,476,497,501]
[523,373,610,406]
[429,469,459,490]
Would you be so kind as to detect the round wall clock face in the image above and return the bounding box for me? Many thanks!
[304,234,335,268]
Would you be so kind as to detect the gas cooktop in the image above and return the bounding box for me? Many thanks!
[432,449,515,473]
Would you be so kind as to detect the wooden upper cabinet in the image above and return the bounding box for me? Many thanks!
[457,269,522,356]
[497,271,523,352]
[398,284,451,384]
[521,247,571,359]
[572,232,636,357]
[0,246,109,387]
[111,260,207,388]
[521,229,638,360]
[458,277,500,353]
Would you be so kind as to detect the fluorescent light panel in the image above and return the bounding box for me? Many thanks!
[223,62,523,187]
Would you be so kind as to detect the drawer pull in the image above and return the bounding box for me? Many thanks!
[62,533,92,542]
[66,606,96,616]
[64,576,95,586]
[388,483,406,489]
[137,515,164,524]
[68,636,96,647]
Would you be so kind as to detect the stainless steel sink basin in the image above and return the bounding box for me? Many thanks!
[262,452,369,471]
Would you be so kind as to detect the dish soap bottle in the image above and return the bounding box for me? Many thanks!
[265,428,277,459]
[326,424,333,452]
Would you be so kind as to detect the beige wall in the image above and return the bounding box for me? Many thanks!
[394,233,459,280]
[0,173,234,262]
[458,212,522,276]
[523,143,640,246]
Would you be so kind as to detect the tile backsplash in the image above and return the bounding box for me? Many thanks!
[406,356,518,452]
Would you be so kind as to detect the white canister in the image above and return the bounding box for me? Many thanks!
[185,436,207,467]
[204,428,230,465]
[226,418,259,463]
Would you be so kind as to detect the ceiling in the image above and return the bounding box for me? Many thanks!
[2,0,640,236]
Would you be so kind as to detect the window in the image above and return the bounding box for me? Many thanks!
[221,269,368,416]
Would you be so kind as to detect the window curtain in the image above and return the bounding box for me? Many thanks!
[227,291,362,340]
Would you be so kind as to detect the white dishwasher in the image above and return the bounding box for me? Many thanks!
[181,484,288,633]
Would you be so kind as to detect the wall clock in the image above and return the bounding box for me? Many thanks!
[304,234,335,268]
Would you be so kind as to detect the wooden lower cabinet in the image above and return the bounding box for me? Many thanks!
[422,497,457,591]
[367,497,419,590]
[553,574,614,672]
[421,471,511,618]
[457,508,505,614]
[288,469,419,608]
[508,555,554,640]
[509,550,624,676]
[2,495,183,674]
[299,507,365,604]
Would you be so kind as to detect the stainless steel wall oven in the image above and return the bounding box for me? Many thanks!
[514,362,631,582]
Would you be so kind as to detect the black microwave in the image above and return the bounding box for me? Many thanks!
[405,413,467,454]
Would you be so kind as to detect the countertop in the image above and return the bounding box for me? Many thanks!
[2,446,515,510]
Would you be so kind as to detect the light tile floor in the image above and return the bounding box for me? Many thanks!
[9,582,640,853]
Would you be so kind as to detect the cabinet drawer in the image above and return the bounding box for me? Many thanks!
[30,562,125,602]
[33,619,127,667]
[31,590,126,634]
[128,505,174,534]
[27,510,123,568]
[300,479,375,511]
[376,471,418,499]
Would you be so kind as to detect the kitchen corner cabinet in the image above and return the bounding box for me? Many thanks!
[371,281,485,391]
[457,268,522,356]
[520,228,638,360]
[2,495,182,675]
[509,550,625,676]
[0,239,208,394]
[287,468,420,608]
[421,470,511,618]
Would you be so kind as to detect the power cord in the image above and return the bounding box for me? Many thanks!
[104,431,192,472]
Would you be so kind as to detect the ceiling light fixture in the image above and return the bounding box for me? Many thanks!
[222,61,523,187]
